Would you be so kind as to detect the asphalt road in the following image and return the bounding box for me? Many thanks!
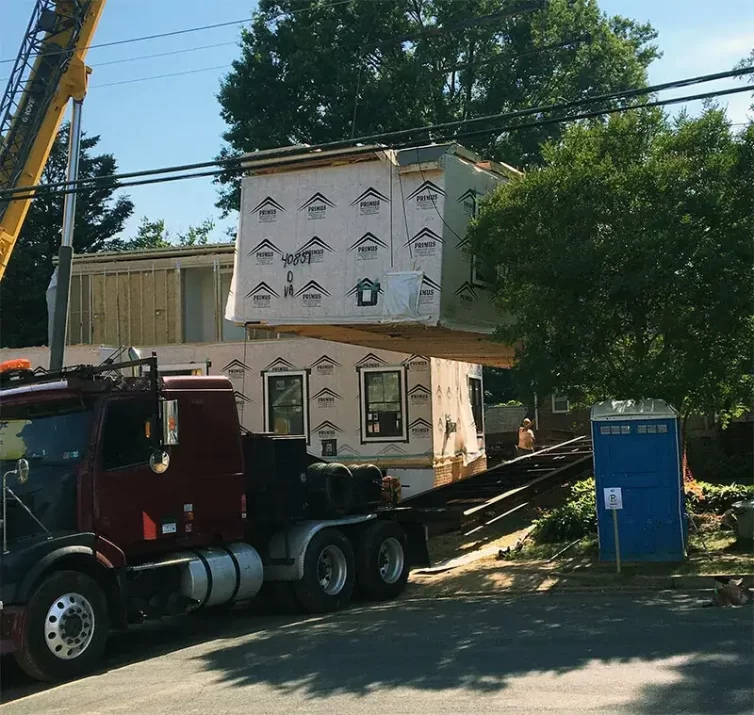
[1,592,752,714]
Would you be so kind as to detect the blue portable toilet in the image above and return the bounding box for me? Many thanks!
[591,400,687,562]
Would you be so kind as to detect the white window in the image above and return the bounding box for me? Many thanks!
[359,367,407,442]
[468,376,484,436]
[551,394,571,414]
[264,370,309,438]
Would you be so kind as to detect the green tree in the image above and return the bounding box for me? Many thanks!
[468,107,754,426]
[0,124,133,348]
[115,216,216,251]
[216,0,658,213]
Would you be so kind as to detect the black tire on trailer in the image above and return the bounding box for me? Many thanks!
[356,521,410,601]
[15,570,110,682]
[293,528,355,613]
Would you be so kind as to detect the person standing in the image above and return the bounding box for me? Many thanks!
[517,418,536,457]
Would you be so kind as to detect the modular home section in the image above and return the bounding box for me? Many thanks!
[228,143,521,367]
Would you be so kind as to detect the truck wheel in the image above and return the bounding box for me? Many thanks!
[293,529,355,613]
[356,521,409,601]
[15,570,110,682]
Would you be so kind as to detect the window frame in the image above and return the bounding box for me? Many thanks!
[263,369,310,440]
[100,397,155,472]
[468,375,484,436]
[551,394,571,414]
[358,366,408,444]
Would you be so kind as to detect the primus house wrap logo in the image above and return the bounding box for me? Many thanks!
[409,418,432,439]
[244,281,279,309]
[356,353,387,370]
[458,189,480,218]
[405,180,446,210]
[348,232,388,261]
[408,384,431,406]
[295,280,330,308]
[263,357,297,373]
[310,354,341,376]
[350,187,390,216]
[418,275,442,307]
[312,420,343,439]
[248,239,281,266]
[298,236,333,264]
[250,196,285,223]
[299,192,335,220]
[403,354,429,372]
[405,227,443,257]
[221,359,252,379]
[454,281,479,310]
[311,387,342,409]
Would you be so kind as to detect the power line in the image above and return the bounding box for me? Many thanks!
[91,41,239,68]
[4,65,750,201]
[0,0,360,66]
[3,83,751,204]
[90,65,231,89]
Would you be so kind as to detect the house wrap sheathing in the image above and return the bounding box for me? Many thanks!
[227,143,520,367]
[0,337,486,497]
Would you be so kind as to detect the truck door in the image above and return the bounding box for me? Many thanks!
[94,396,181,551]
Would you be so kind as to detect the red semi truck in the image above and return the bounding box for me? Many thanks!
[0,356,430,681]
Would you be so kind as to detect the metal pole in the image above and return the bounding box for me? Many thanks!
[50,100,84,371]
[612,508,621,574]
[2,471,7,553]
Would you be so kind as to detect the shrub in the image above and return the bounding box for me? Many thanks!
[686,481,754,515]
[532,477,597,543]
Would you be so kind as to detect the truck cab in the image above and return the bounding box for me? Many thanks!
[0,356,429,682]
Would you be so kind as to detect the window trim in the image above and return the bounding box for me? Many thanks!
[468,375,484,436]
[551,394,571,414]
[358,366,408,444]
[263,370,310,440]
[141,362,210,377]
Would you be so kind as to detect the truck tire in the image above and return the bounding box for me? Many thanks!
[356,521,409,601]
[293,529,355,613]
[15,570,110,682]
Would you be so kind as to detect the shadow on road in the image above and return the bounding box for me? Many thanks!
[1,592,752,714]
[192,593,753,714]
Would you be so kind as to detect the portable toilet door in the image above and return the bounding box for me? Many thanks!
[590,400,687,562]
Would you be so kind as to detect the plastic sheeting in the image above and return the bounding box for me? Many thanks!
[381,271,423,322]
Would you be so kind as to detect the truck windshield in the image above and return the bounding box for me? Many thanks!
[0,407,91,466]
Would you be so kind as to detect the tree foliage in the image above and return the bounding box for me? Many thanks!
[114,216,215,252]
[216,0,658,213]
[0,124,133,348]
[469,107,754,423]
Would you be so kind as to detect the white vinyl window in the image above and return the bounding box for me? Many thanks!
[551,394,571,414]
[359,367,407,442]
[264,370,309,438]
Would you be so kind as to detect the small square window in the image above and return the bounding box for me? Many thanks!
[647,424,657,434]
[551,394,570,414]
[610,425,621,435]
[637,425,647,434]
[657,424,668,434]
[600,425,610,435]
[621,425,630,434]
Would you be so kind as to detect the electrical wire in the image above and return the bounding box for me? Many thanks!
[89,65,231,89]
[3,65,750,201]
[2,79,752,203]
[0,0,362,65]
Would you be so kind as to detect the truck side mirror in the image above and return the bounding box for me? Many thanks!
[161,399,179,446]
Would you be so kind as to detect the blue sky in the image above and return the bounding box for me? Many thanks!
[2,0,752,243]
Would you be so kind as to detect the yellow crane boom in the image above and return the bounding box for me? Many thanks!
[0,0,106,281]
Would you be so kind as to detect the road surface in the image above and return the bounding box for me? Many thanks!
[1,592,752,714]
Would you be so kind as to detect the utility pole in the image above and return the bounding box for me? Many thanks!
[49,99,83,371]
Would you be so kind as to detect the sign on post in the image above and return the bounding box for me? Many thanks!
[604,487,623,510]
[603,487,623,573]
